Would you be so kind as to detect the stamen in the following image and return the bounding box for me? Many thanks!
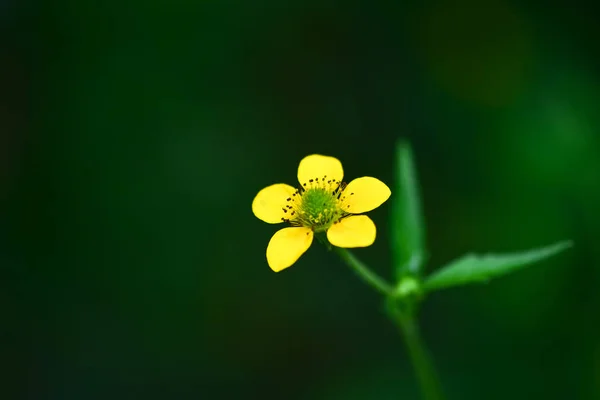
[278,176,350,232]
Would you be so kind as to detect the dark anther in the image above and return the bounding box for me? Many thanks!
[281,218,285,221]
[303,183,307,186]
[291,211,295,215]
[287,205,292,209]
[309,179,314,183]
[287,197,291,201]
[327,180,331,184]
[351,193,354,195]
[347,205,350,208]
[282,208,287,213]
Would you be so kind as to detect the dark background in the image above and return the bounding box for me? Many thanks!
[2,1,599,399]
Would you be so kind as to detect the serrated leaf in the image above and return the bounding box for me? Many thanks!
[423,241,572,292]
[391,140,426,278]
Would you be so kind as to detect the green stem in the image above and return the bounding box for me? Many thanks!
[334,247,444,400]
[334,247,393,296]
[389,305,445,400]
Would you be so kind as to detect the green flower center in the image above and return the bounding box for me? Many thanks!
[282,177,348,232]
[297,188,342,231]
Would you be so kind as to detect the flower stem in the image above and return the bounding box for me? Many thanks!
[388,304,445,400]
[334,247,393,296]
[333,247,445,400]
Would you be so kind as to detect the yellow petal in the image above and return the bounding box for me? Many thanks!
[340,177,391,214]
[297,154,343,186]
[327,215,376,248]
[266,227,313,272]
[252,184,297,224]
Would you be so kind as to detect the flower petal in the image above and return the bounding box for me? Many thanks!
[252,184,297,224]
[297,154,343,186]
[266,227,313,272]
[340,177,391,214]
[327,215,376,248]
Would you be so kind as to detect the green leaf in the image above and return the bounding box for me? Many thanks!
[423,241,572,292]
[391,140,426,278]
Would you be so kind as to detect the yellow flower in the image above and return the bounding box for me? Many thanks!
[252,154,391,272]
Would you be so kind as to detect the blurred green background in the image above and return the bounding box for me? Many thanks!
[2,0,599,399]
